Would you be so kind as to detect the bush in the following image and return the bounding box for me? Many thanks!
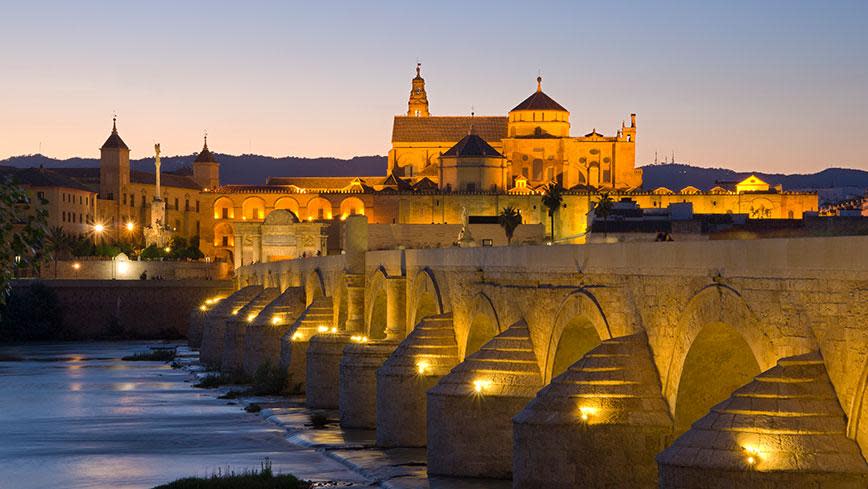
[152,459,309,489]
[122,348,176,362]
[252,361,289,396]
[0,282,65,341]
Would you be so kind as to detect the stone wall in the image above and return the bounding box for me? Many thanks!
[14,279,233,339]
[226,235,868,485]
[39,259,230,280]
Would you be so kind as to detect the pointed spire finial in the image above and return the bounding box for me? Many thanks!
[416,62,421,78]
[537,75,542,93]
[203,129,208,149]
[468,107,475,135]
[112,112,118,134]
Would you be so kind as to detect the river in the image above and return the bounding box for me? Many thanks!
[0,342,366,489]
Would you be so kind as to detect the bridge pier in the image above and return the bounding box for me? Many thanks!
[242,286,305,376]
[377,313,459,447]
[222,288,279,373]
[306,332,352,408]
[200,286,261,368]
[344,274,366,333]
[426,320,542,479]
[513,332,673,488]
[279,297,333,392]
[339,341,398,428]
[658,352,868,488]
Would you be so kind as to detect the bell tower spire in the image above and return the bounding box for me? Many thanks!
[407,62,430,117]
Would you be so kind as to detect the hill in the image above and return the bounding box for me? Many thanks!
[640,164,867,203]
[1,155,864,203]
[0,154,387,184]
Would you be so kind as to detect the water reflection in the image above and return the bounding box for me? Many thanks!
[0,342,365,489]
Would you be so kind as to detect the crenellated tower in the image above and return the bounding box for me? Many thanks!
[407,63,430,117]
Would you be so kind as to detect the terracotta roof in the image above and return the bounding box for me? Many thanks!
[266,176,381,190]
[101,120,129,150]
[412,177,439,191]
[0,167,95,193]
[441,134,503,158]
[511,90,568,112]
[392,116,507,143]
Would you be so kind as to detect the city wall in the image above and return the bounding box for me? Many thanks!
[14,279,233,339]
[39,259,230,281]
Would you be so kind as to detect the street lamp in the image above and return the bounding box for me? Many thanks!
[125,221,134,232]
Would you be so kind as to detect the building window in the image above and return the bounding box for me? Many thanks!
[602,169,611,182]
[141,195,146,207]
[185,199,190,211]
[130,194,135,207]
[37,191,45,200]
[222,236,229,247]
[195,221,200,234]
[79,213,82,223]
[466,183,476,192]
[123,194,127,205]
[222,208,229,219]
[174,198,179,211]
[196,201,200,213]
[174,219,180,231]
[317,208,325,220]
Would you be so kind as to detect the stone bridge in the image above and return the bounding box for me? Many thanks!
[195,220,868,488]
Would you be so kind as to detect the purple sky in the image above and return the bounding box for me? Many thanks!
[1,0,866,173]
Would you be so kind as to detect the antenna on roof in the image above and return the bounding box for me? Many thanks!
[469,107,475,135]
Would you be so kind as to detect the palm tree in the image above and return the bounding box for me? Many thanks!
[594,192,615,238]
[498,206,522,245]
[541,182,564,242]
[45,226,72,278]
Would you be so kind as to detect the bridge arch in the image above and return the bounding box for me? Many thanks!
[543,289,612,383]
[409,267,445,328]
[663,284,767,435]
[461,292,501,360]
[304,268,326,305]
[365,266,389,340]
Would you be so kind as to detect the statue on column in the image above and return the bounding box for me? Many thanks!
[456,206,477,247]
[143,143,172,248]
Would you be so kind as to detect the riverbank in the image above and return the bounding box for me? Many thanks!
[179,353,510,489]
[0,342,365,489]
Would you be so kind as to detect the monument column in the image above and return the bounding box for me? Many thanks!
[385,276,407,341]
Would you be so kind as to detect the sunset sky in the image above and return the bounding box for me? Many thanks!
[1,0,866,173]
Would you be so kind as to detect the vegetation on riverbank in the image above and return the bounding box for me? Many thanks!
[122,348,177,362]
[152,460,309,489]
[199,361,302,397]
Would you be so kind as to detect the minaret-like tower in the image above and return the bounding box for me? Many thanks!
[99,116,130,201]
[193,133,220,190]
[407,62,430,117]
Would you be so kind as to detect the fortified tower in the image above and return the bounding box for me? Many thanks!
[193,134,220,190]
[407,63,430,118]
[99,117,130,201]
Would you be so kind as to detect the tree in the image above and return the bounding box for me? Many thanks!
[0,175,47,310]
[541,182,564,242]
[594,192,615,237]
[45,226,73,278]
[498,206,522,245]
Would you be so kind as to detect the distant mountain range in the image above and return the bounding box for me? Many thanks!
[1,154,864,204]
[640,163,867,203]
[0,153,387,184]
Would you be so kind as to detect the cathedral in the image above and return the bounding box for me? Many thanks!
[11,65,819,269]
[389,64,642,191]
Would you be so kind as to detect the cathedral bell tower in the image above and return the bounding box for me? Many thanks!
[99,116,130,201]
[407,63,430,117]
